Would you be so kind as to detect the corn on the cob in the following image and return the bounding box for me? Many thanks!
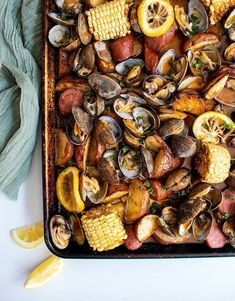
[195,143,231,183]
[81,204,127,251]
[200,0,235,24]
[85,0,130,41]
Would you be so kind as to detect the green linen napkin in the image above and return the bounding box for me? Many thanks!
[0,0,41,200]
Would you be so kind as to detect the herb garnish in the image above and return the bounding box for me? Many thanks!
[222,122,234,130]
[144,181,154,195]
[190,14,198,22]
[150,202,159,215]
[192,60,202,69]
[122,146,129,155]
[61,13,70,20]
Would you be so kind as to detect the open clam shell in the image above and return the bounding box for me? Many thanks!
[48,25,70,47]
[50,215,71,249]
[156,49,176,77]
[118,146,141,179]
[115,58,145,76]
[192,212,212,242]
[73,44,95,77]
[55,0,83,15]
[48,12,76,26]
[113,93,145,119]
[140,147,154,177]
[188,0,209,33]
[69,214,85,246]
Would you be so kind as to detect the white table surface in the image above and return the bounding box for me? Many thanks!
[1,133,235,301]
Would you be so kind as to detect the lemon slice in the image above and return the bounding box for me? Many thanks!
[193,111,235,144]
[137,0,174,37]
[24,256,64,289]
[56,166,85,213]
[11,221,44,249]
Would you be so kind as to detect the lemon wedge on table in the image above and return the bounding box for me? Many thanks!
[193,111,235,144]
[11,221,44,249]
[137,0,174,37]
[24,256,64,289]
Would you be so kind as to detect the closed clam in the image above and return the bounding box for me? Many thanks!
[66,106,93,145]
[77,13,92,45]
[192,212,212,241]
[224,43,235,62]
[164,168,191,193]
[95,116,123,149]
[124,107,159,138]
[73,44,95,77]
[94,41,112,63]
[118,146,141,179]
[88,74,122,99]
[48,25,70,47]
[161,206,178,226]
[50,215,71,249]
[142,75,176,107]
[157,119,186,138]
[166,135,198,158]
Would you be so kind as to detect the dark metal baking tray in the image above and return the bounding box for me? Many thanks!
[41,0,235,258]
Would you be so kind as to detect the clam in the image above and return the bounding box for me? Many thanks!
[188,0,208,33]
[157,118,186,138]
[156,49,176,77]
[174,5,192,37]
[223,218,235,246]
[192,212,212,241]
[94,41,112,63]
[84,95,105,117]
[123,107,160,138]
[140,147,154,177]
[88,74,122,99]
[48,25,70,47]
[118,146,141,179]
[172,56,188,83]
[73,44,95,77]
[115,58,145,75]
[55,0,83,15]
[62,36,81,52]
[188,183,223,210]
[178,75,205,91]
[178,198,207,224]
[179,220,193,237]
[113,93,145,119]
[224,43,235,61]
[227,136,235,148]
[158,217,176,237]
[48,12,76,26]
[164,168,191,193]
[123,130,144,149]
[50,215,71,249]
[225,9,235,41]
[124,66,145,87]
[98,150,121,184]
[188,46,221,76]
[161,206,178,226]
[166,135,198,158]
[66,106,93,145]
[142,75,176,107]
[83,175,108,204]
[77,13,92,45]
[95,116,123,149]
[69,214,85,246]
[133,37,143,57]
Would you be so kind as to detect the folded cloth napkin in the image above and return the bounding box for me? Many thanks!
[0,0,41,200]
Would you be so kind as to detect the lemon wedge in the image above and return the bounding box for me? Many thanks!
[137,0,174,37]
[24,256,64,289]
[193,111,235,144]
[11,221,44,249]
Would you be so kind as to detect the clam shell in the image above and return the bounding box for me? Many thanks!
[115,59,145,75]
[48,25,70,47]
[188,0,209,33]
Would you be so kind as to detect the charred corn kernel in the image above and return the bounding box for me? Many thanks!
[81,204,127,251]
[85,0,130,41]
[195,143,231,183]
[200,0,235,24]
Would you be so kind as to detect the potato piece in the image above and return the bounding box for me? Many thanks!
[103,181,129,203]
[144,25,175,52]
[151,147,174,179]
[110,34,134,62]
[148,180,172,201]
[58,50,71,79]
[75,136,90,171]
[124,225,143,250]
[55,129,74,166]
[124,179,149,224]
[55,76,91,93]
[135,215,158,242]
[173,90,208,116]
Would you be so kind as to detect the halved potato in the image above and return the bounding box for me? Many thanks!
[151,147,174,179]
[135,215,158,242]
[124,179,149,224]
[103,182,129,203]
[55,76,91,93]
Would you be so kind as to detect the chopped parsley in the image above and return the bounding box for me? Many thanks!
[144,180,151,188]
[192,60,202,69]
[192,24,200,34]
[139,139,145,146]
[222,122,234,130]
[144,181,154,195]
[225,193,233,200]
[136,116,144,123]
[190,14,198,22]
[60,13,71,20]
[217,212,230,220]
[122,146,129,155]
[150,202,159,215]
[84,90,94,98]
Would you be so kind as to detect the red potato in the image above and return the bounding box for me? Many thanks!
[206,220,227,249]
[55,129,74,166]
[55,76,91,93]
[75,136,90,171]
[103,182,129,203]
[145,25,175,53]
[148,180,172,201]
[144,43,159,74]
[110,34,134,62]
[150,147,174,179]
[58,88,84,116]
[219,189,235,217]
[135,215,158,242]
[124,179,149,224]
[58,49,71,79]
[124,225,143,250]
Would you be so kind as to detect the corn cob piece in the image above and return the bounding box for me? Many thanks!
[81,204,127,251]
[200,0,235,24]
[195,143,231,183]
[85,0,130,41]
